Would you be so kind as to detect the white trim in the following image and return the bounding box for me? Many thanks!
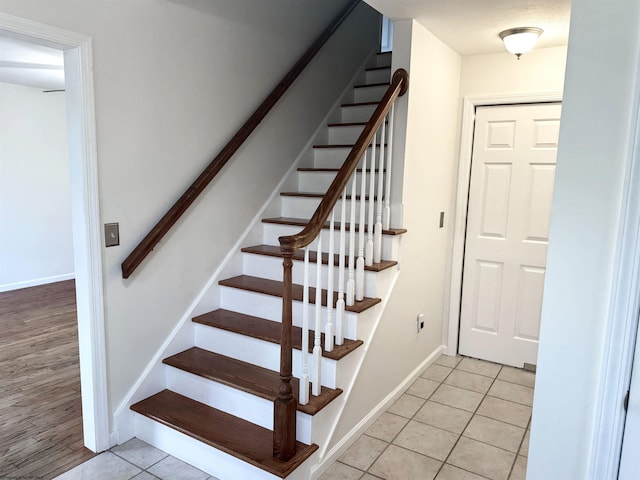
[0,273,75,293]
[310,345,444,479]
[0,13,109,452]
[445,92,563,356]
[591,57,640,480]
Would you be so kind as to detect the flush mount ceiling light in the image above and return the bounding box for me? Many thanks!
[499,27,543,59]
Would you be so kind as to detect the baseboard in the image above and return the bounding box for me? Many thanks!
[0,273,75,292]
[310,344,444,479]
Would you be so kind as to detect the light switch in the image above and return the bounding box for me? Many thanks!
[105,223,120,247]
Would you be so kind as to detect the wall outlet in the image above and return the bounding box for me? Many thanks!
[417,313,425,333]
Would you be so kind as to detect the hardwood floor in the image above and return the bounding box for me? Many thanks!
[0,280,95,479]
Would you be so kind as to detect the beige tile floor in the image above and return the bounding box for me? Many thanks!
[53,438,218,480]
[319,354,533,480]
[53,355,533,480]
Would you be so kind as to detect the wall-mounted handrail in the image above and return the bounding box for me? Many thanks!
[121,0,361,279]
[274,68,408,461]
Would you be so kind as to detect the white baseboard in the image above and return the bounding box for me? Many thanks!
[310,345,444,479]
[0,273,75,292]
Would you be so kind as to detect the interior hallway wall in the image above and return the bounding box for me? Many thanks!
[329,18,462,448]
[0,82,73,291]
[0,0,380,423]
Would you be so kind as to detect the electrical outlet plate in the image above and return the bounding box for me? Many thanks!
[105,223,120,247]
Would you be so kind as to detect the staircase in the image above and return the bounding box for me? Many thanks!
[129,51,406,480]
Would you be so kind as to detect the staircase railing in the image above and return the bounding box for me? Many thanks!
[121,0,361,279]
[275,68,409,460]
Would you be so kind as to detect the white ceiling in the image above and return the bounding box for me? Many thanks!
[0,0,571,90]
[366,0,571,56]
[0,36,65,90]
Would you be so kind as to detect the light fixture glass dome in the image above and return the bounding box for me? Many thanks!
[499,27,543,59]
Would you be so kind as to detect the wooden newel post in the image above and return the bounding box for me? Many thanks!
[274,248,297,461]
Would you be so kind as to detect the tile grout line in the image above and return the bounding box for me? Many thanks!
[506,416,533,480]
[434,357,502,478]
[359,357,458,478]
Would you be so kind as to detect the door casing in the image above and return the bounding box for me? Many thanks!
[0,12,110,452]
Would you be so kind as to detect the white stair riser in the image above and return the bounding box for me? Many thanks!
[352,84,388,103]
[134,413,314,480]
[364,67,391,84]
[313,145,389,169]
[165,366,315,444]
[282,196,381,221]
[374,53,392,68]
[194,323,339,388]
[219,286,362,340]
[327,123,388,144]
[242,252,383,298]
[262,223,401,261]
[328,124,363,144]
[341,103,377,123]
[298,170,385,193]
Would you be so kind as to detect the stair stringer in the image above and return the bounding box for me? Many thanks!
[111,51,377,446]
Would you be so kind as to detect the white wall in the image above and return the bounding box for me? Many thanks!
[529,0,640,478]
[460,46,568,98]
[0,82,73,291]
[0,0,380,421]
[329,18,461,446]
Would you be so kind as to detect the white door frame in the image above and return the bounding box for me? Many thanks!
[590,67,640,478]
[0,13,110,452]
[445,92,563,357]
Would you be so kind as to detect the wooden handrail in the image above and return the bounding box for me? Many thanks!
[273,68,408,462]
[279,68,408,253]
[121,0,361,279]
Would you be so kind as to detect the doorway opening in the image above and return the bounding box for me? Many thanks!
[0,12,109,456]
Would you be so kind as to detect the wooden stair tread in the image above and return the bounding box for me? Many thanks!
[353,82,390,89]
[312,144,386,149]
[163,347,342,415]
[131,390,318,478]
[341,101,380,107]
[366,65,391,72]
[298,167,384,172]
[219,275,381,313]
[326,120,387,127]
[262,217,407,236]
[279,191,379,201]
[241,244,397,272]
[193,309,363,361]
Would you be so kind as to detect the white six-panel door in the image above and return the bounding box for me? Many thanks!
[459,103,561,367]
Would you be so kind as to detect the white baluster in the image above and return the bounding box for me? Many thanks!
[356,148,368,302]
[312,236,323,396]
[374,117,386,264]
[346,176,356,306]
[366,129,377,267]
[325,210,335,352]
[383,104,395,230]
[299,247,310,405]
[335,186,347,345]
